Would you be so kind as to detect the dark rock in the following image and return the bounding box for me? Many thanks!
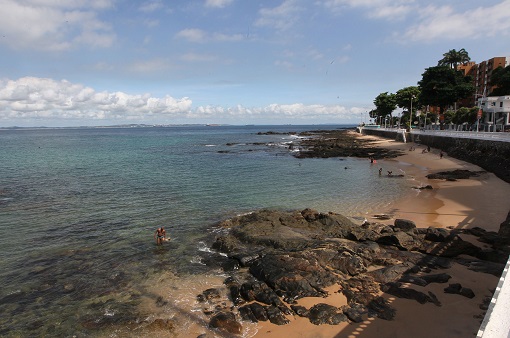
[291,305,309,317]
[376,231,419,250]
[266,305,290,325]
[343,303,369,323]
[249,253,337,300]
[399,275,428,286]
[426,169,485,180]
[229,284,245,306]
[211,235,240,253]
[456,258,505,276]
[368,262,415,283]
[293,130,404,159]
[394,219,416,232]
[209,311,242,335]
[421,235,481,258]
[308,303,347,325]
[239,280,290,314]
[249,302,269,321]
[400,273,451,286]
[239,304,258,322]
[197,288,221,303]
[444,283,475,298]
[425,227,452,242]
[381,282,441,306]
[367,297,396,321]
[231,253,261,267]
[198,207,508,331]
[420,273,451,284]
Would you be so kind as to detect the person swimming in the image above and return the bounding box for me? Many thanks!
[154,226,167,245]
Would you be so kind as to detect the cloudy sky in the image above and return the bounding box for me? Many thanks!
[1,0,509,127]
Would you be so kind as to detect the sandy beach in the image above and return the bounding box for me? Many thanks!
[252,133,510,338]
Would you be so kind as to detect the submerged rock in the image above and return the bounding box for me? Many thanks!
[209,312,242,335]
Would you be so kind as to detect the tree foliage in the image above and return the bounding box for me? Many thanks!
[418,66,474,113]
[490,65,510,96]
[373,92,396,119]
[395,86,420,112]
[438,48,470,69]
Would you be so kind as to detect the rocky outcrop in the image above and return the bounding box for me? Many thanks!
[426,169,486,181]
[292,129,404,159]
[199,208,506,330]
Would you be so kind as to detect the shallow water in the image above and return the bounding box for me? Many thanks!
[0,125,414,336]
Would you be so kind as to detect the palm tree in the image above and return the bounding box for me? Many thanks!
[438,49,471,69]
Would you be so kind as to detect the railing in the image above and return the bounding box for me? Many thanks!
[413,129,510,142]
[477,256,510,337]
[370,127,510,143]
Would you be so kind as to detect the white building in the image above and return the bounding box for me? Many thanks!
[478,96,510,131]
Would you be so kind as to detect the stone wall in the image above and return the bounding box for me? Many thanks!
[361,128,510,183]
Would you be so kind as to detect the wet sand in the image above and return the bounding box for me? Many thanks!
[252,133,510,338]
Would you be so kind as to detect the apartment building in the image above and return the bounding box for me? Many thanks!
[458,56,510,106]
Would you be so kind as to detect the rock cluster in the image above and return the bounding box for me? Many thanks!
[197,208,509,335]
[290,129,404,159]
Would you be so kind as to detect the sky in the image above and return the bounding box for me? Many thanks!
[0,0,509,127]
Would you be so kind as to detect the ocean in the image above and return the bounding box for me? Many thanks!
[0,125,414,337]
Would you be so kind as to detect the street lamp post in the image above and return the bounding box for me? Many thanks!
[474,93,485,132]
[424,105,429,130]
[409,95,415,132]
[493,104,497,132]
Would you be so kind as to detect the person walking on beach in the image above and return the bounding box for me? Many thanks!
[440,151,444,159]
[154,226,167,245]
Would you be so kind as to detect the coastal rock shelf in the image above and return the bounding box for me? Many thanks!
[291,129,404,159]
[197,208,510,335]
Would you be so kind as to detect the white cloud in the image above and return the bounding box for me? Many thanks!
[204,0,234,8]
[401,1,510,41]
[0,0,115,51]
[180,53,218,62]
[191,103,358,122]
[0,77,192,122]
[322,0,413,20]
[175,28,243,43]
[128,59,174,73]
[139,0,164,13]
[0,77,363,125]
[255,0,304,31]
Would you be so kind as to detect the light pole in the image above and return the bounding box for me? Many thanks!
[493,104,497,132]
[424,105,429,130]
[474,93,484,132]
[409,95,415,132]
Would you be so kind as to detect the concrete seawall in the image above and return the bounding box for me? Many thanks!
[360,128,510,184]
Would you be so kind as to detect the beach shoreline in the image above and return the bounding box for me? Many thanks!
[249,132,510,338]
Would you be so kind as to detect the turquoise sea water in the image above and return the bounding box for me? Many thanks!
[0,125,413,336]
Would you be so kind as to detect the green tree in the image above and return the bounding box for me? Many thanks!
[395,86,420,130]
[490,65,510,96]
[418,66,474,114]
[438,48,470,69]
[373,92,397,125]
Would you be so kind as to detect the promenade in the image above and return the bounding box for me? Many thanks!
[377,127,510,143]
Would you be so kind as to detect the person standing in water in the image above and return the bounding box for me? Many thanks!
[154,226,167,245]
